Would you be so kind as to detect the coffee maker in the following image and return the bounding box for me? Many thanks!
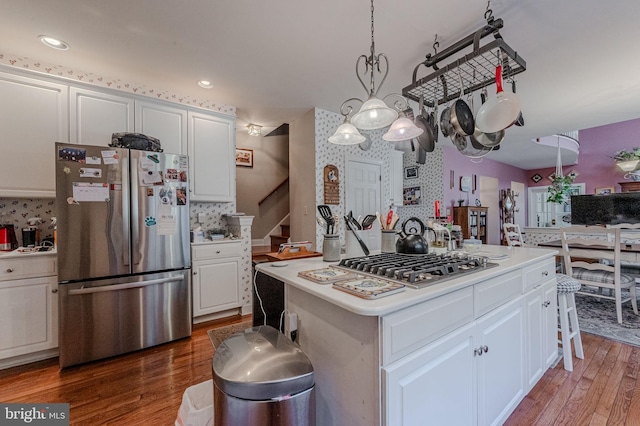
[22,217,43,247]
[0,224,18,251]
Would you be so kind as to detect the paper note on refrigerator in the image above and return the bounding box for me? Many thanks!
[157,205,177,235]
[72,182,109,202]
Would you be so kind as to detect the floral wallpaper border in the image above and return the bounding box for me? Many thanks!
[0,52,235,116]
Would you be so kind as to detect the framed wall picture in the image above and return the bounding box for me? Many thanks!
[235,148,253,167]
[595,186,614,195]
[403,186,422,205]
[404,166,419,179]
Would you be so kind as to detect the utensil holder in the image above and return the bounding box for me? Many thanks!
[381,230,397,253]
[322,234,341,262]
[345,230,370,258]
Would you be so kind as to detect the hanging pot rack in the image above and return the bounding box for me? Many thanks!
[402,12,527,108]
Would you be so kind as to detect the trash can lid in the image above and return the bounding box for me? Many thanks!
[212,325,314,401]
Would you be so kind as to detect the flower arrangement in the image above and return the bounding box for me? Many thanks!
[613,147,640,161]
[546,174,575,204]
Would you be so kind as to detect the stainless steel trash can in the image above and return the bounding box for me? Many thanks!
[212,325,315,426]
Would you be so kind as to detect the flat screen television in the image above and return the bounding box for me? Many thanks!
[570,192,640,225]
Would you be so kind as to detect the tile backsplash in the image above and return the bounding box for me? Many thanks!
[0,197,236,246]
[0,198,57,243]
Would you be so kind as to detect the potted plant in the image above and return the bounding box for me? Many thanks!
[546,174,575,204]
[614,148,640,178]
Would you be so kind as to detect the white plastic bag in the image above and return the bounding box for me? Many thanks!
[175,380,214,426]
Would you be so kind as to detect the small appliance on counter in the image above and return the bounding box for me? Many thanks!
[22,217,43,247]
[0,224,18,251]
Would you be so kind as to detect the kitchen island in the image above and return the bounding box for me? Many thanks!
[255,245,559,426]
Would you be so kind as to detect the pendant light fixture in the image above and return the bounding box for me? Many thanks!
[555,134,563,179]
[328,101,367,145]
[329,0,422,145]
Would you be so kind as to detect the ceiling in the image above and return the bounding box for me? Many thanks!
[3,0,640,170]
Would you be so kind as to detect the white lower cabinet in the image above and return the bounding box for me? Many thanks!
[525,278,558,390]
[384,297,525,426]
[191,242,242,319]
[384,322,476,425]
[476,297,526,426]
[0,254,58,367]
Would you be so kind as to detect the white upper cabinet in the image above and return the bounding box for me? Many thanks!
[70,87,134,146]
[0,72,68,198]
[135,100,187,155]
[188,111,236,202]
[0,68,236,201]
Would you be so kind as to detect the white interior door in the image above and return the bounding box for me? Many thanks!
[346,157,382,251]
[479,176,499,245]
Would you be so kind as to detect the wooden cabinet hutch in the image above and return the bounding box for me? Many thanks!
[453,206,488,244]
[619,181,640,192]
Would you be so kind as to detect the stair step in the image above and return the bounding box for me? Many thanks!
[270,235,288,251]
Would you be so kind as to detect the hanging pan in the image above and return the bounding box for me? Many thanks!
[439,76,454,138]
[414,95,435,152]
[449,71,475,136]
[473,88,505,147]
[475,63,521,133]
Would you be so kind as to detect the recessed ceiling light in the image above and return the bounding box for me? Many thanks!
[39,35,69,50]
[197,80,214,89]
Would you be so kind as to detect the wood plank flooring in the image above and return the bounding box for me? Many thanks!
[505,332,640,426]
[1,317,639,425]
[0,314,249,425]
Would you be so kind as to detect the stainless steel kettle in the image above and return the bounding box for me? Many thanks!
[395,217,429,254]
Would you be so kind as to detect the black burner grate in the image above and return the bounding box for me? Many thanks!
[335,252,497,289]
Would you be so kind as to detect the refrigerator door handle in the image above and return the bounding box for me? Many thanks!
[130,155,141,266]
[122,155,131,267]
[67,274,185,295]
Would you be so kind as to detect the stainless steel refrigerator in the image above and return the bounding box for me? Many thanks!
[55,142,191,368]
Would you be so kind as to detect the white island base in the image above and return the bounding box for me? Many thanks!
[255,246,559,426]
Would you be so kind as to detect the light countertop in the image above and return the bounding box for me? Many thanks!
[0,247,57,259]
[255,245,558,317]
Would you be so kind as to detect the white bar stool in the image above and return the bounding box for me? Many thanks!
[556,273,584,371]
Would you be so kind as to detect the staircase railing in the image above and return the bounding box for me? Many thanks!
[258,177,289,206]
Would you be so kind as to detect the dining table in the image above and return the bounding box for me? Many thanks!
[538,239,640,263]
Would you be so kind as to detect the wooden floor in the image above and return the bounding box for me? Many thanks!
[1,319,639,425]
[506,332,640,426]
[0,314,249,425]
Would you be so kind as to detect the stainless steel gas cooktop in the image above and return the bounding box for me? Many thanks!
[334,252,498,289]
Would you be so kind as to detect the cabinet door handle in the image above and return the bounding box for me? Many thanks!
[482,345,489,354]
[52,288,58,293]
[193,271,198,275]
[6,268,13,273]
[216,250,221,254]
[543,300,551,307]
[542,270,549,276]
[474,347,484,357]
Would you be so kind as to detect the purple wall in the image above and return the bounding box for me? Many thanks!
[442,146,529,212]
[527,117,640,194]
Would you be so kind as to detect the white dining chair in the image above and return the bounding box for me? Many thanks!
[503,223,525,247]
[606,223,640,281]
[561,225,639,324]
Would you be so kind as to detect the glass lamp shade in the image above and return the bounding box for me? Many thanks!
[350,97,398,130]
[616,159,640,172]
[328,122,366,145]
[382,117,424,142]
